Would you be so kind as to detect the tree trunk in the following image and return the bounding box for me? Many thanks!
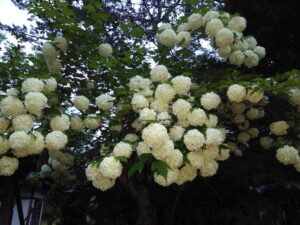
[120,175,157,225]
[0,176,16,225]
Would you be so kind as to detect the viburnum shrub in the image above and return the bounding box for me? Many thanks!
[1,9,300,194]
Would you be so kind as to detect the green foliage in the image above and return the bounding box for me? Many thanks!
[151,160,169,179]
[128,153,152,177]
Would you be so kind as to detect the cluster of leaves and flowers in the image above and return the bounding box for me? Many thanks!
[1,8,300,197]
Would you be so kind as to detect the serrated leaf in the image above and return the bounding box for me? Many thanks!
[115,156,128,163]
[151,160,169,179]
[130,27,144,38]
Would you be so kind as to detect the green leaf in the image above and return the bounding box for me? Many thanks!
[151,160,169,179]
[127,153,152,177]
[115,156,128,163]
[130,27,144,38]
[186,0,198,6]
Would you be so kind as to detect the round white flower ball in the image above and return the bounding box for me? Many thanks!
[157,29,178,46]
[171,75,191,96]
[289,88,300,106]
[270,121,289,136]
[245,36,257,49]
[0,137,10,154]
[0,156,19,176]
[247,127,259,138]
[95,94,114,111]
[98,43,113,57]
[142,123,169,149]
[84,114,101,130]
[139,108,157,123]
[12,114,34,131]
[218,45,232,58]
[205,128,225,146]
[200,159,219,177]
[276,145,299,165]
[228,16,247,32]
[253,46,266,59]
[165,149,183,169]
[154,169,178,187]
[246,89,264,104]
[131,93,149,111]
[205,114,219,128]
[113,142,133,158]
[237,132,251,143]
[24,92,47,115]
[136,141,151,157]
[46,59,62,74]
[22,78,44,93]
[187,108,207,126]
[227,84,246,103]
[184,129,205,151]
[9,131,31,152]
[169,126,185,142]
[150,99,169,113]
[50,114,70,131]
[158,23,172,30]
[43,78,57,92]
[231,103,246,114]
[73,95,90,111]
[229,50,245,65]
[54,36,67,52]
[177,31,192,48]
[233,114,246,124]
[70,116,84,131]
[45,131,68,151]
[205,18,224,37]
[31,131,45,154]
[42,43,57,61]
[175,165,197,185]
[172,99,191,119]
[187,13,203,29]
[155,84,176,102]
[177,23,189,32]
[1,96,26,116]
[215,28,234,47]
[99,156,122,179]
[200,92,221,110]
[150,65,170,82]
[157,112,171,125]
[0,117,10,134]
[203,11,219,24]
[244,50,259,68]
[246,108,260,120]
[187,151,204,169]
[260,136,273,150]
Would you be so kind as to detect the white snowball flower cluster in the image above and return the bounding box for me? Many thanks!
[84,114,101,130]
[172,99,191,119]
[113,142,133,158]
[156,29,178,47]
[270,121,289,136]
[24,92,47,115]
[139,108,156,123]
[187,13,203,30]
[155,84,176,102]
[22,78,44,93]
[42,36,66,74]
[45,131,68,151]
[50,114,70,131]
[0,117,10,133]
[0,156,19,176]
[227,84,246,103]
[205,18,224,37]
[0,136,10,154]
[98,43,113,57]
[70,116,85,131]
[136,141,151,156]
[1,96,26,116]
[86,164,116,191]
[184,129,205,151]
[177,31,192,48]
[276,145,299,165]
[53,36,68,52]
[246,89,264,103]
[260,136,273,150]
[43,78,57,92]
[73,95,90,111]
[150,65,170,82]
[171,75,191,95]
[200,92,221,110]
[142,123,169,149]
[99,156,123,179]
[95,94,114,111]
[131,93,149,111]
[12,114,34,131]
[289,88,300,107]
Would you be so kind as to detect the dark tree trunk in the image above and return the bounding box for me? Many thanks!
[0,176,16,225]
[120,175,157,225]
